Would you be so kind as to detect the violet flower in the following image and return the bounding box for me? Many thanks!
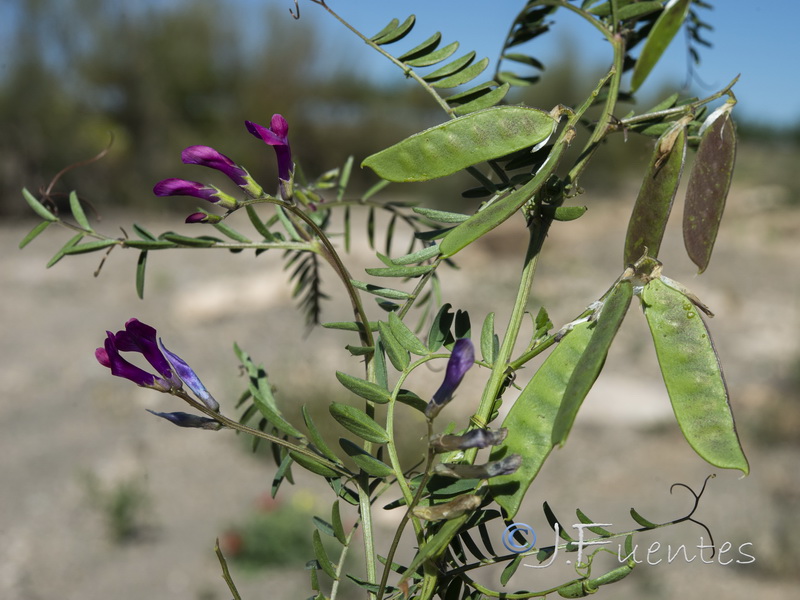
[159,340,219,411]
[96,318,182,392]
[96,319,219,412]
[181,145,264,198]
[425,338,475,419]
[184,211,222,224]
[146,410,222,430]
[153,178,239,210]
[245,114,294,183]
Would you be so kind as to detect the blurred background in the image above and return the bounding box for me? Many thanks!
[1,1,798,599]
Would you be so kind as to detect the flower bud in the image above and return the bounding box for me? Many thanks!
[425,338,475,419]
[146,410,222,430]
[153,178,239,210]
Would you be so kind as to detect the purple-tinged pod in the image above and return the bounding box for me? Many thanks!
[412,493,482,521]
[430,428,508,453]
[434,454,521,479]
[683,110,737,273]
[623,122,687,266]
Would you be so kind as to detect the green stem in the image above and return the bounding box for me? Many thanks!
[282,202,375,351]
[614,75,740,129]
[397,256,443,320]
[122,239,313,252]
[214,538,243,600]
[456,571,578,599]
[357,477,377,600]
[377,439,437,599]
[565,32,624,186]
[172,389,350,477]
[465,222,545,462]
[330,524,359,600]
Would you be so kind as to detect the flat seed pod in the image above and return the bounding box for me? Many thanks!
[489,321,595,518]
[623,125,687,266]
[552,281,633,446]
[361,106,555,182]
[642,278,748,474]
[683,112,737,272]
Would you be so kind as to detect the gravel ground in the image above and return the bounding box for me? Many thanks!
[1,181,798,600]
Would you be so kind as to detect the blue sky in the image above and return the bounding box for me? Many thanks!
[1,1,795,126]
[275,0,798,126]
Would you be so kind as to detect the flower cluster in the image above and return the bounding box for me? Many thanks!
[154,114,293,222]
[96,318,220,429]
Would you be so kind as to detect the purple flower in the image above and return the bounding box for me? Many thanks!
[159,340,219,411]
[146,410,222,430]
[96,318,182,392]
[153,178,238,210]
[96,319,218,411]
[245,114,293,182]
[425,338,475,419]
[181,145,264,198]
[184,211,222,224]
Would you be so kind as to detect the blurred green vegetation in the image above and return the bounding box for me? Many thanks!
[2,0,796,218]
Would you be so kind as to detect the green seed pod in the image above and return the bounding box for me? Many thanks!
[552,281,633,447]
[584,562,634,592]
[623,123,687,266]
[641,278,749,474]
[489,320,594,518]
[362,106,555,182]
[557,580,589,598]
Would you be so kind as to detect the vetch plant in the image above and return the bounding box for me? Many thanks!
[20,1,749,598]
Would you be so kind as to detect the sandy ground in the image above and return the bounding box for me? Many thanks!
[1,179,798,599]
